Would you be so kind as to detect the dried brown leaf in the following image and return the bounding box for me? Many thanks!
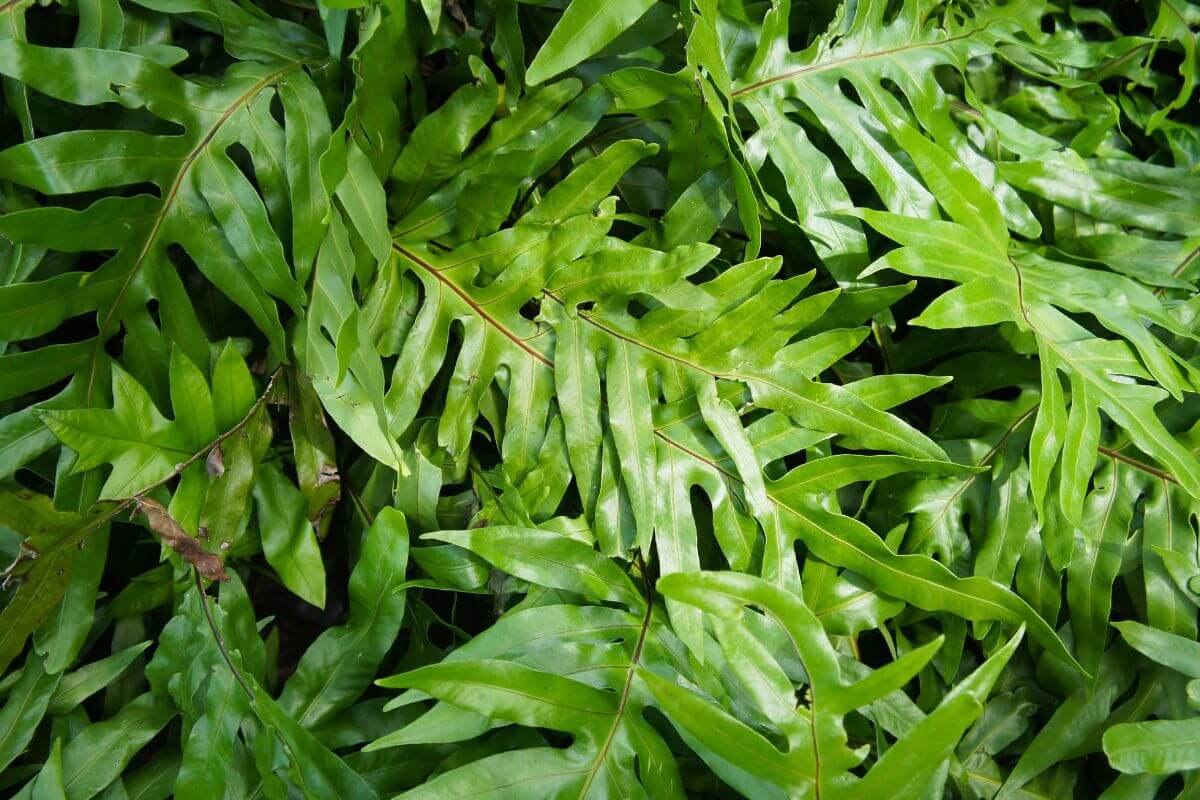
[136,497,229,582]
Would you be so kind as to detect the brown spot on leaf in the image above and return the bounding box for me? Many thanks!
[206,445,225,477]
[136,498,229,582]
[315,463,339,487]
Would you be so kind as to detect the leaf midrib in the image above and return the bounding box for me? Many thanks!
[731,29,978,97]
[576,589,653,798]
[541,290,933,458]
[394,244,553,366]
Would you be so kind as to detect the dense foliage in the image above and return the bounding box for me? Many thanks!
[0,0,1198,796]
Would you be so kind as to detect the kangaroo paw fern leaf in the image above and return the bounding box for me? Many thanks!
[1,0,1199,796]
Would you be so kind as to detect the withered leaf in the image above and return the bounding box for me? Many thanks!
[136,498,229,582]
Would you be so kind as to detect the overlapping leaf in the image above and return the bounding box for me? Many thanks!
[0,0,1198,796]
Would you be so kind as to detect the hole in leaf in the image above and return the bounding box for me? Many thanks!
[519,298,541,321]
